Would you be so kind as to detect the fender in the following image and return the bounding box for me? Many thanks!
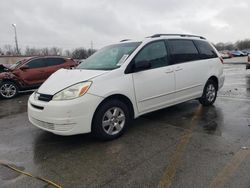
[0,72,24,87]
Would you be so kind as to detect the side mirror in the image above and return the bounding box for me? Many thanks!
[134,60,151,72]
[20,65,29,70]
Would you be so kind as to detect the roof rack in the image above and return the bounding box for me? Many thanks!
[120,39,131,42]
[148,34,206,40]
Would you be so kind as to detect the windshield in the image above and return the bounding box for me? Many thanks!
[77,42,141,70]
[9,60,23,69]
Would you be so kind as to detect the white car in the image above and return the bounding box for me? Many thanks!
[28,34,225,140]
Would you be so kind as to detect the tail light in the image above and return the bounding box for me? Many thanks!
[219,57,224,64]
[248,55,250,62]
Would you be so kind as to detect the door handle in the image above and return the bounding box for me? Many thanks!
[165,69,174,74]
[175,67,183,71]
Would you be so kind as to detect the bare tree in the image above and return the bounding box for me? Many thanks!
[41,48,49,56]
[1,44,97,57]
[4,44,15,55]
[236,40,250,50]
[71,48,96,59]
[49,47,62,56]
[64,50,72,57]
[71,48,88,59]
[214,42,235,51]
[0,48,4,55]
[25,47,40,56]
[87,49,96,57]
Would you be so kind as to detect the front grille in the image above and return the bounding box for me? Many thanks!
[31,117,55,130]
[38,94,53,102]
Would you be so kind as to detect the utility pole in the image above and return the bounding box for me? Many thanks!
[90,40,93,51]
[12,24,19,55]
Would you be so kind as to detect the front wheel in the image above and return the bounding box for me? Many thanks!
[0,81,19,99]
[92,99,131,141]
[199,80,217,106]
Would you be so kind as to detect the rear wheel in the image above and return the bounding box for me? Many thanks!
[0,81,19,99]
[92,99,131,141]
[199,80,217,106]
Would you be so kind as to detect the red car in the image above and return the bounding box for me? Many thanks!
[0,56,77,99]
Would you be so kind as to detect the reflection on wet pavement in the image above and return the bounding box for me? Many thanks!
[0,64,250,188]
[219,64,250,98]
[0,92,31,118]
[142,101,223,137]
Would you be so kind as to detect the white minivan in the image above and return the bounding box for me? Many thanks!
[28,34,225,140]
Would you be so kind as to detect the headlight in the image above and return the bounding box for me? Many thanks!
[33,91,39,100]
[52,81,92,101]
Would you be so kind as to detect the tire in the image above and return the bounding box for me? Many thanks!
[199,79,217,106]
[0,81,19,99]
[92,99,131,141]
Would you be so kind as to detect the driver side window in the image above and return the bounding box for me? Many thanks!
[134,41,168,69]
[26,59,46,69]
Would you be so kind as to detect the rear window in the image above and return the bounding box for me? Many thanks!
[168,39,199,64]
[194,40,218,59]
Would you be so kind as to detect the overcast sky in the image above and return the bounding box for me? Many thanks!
[0,0,249,50]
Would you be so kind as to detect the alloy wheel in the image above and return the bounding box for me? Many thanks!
[0,83,17,98]
[102,107,126,135]
[206,84,216,102]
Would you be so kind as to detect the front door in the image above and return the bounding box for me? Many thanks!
[132,40,175,113]
[17,58,48,86]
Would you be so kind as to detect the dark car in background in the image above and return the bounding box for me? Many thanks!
[230,50,247,57]
[242,49,250,55]
[0,56,77,99]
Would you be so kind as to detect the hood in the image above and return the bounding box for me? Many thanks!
[0,71,15,80]
[38,68,109,95]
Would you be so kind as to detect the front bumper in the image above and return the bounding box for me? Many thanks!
[218,74,225,90]
[28,92,103,135]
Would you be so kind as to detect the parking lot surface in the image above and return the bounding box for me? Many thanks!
[0,64,250,188]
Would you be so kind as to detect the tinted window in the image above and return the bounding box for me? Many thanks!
[26,59,46,68]
[168,40,199,64]
[134,41,168,69]
[194,40,218,59]
[45,58,65,66]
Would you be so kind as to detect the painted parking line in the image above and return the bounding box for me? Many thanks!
[0,160,62,188]
[218,96,250,102]
[208,139,250,188]
[157,106,204,188]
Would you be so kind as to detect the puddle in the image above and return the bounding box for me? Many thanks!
[203,121,218,134]
[0,94,29,118]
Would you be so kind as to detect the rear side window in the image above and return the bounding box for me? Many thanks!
[168,39,199,64]
[194,40,218,59]
[45,58,65,66]
[26,59,46,68]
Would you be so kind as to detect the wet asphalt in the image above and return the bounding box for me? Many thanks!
[0,63,250,188]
